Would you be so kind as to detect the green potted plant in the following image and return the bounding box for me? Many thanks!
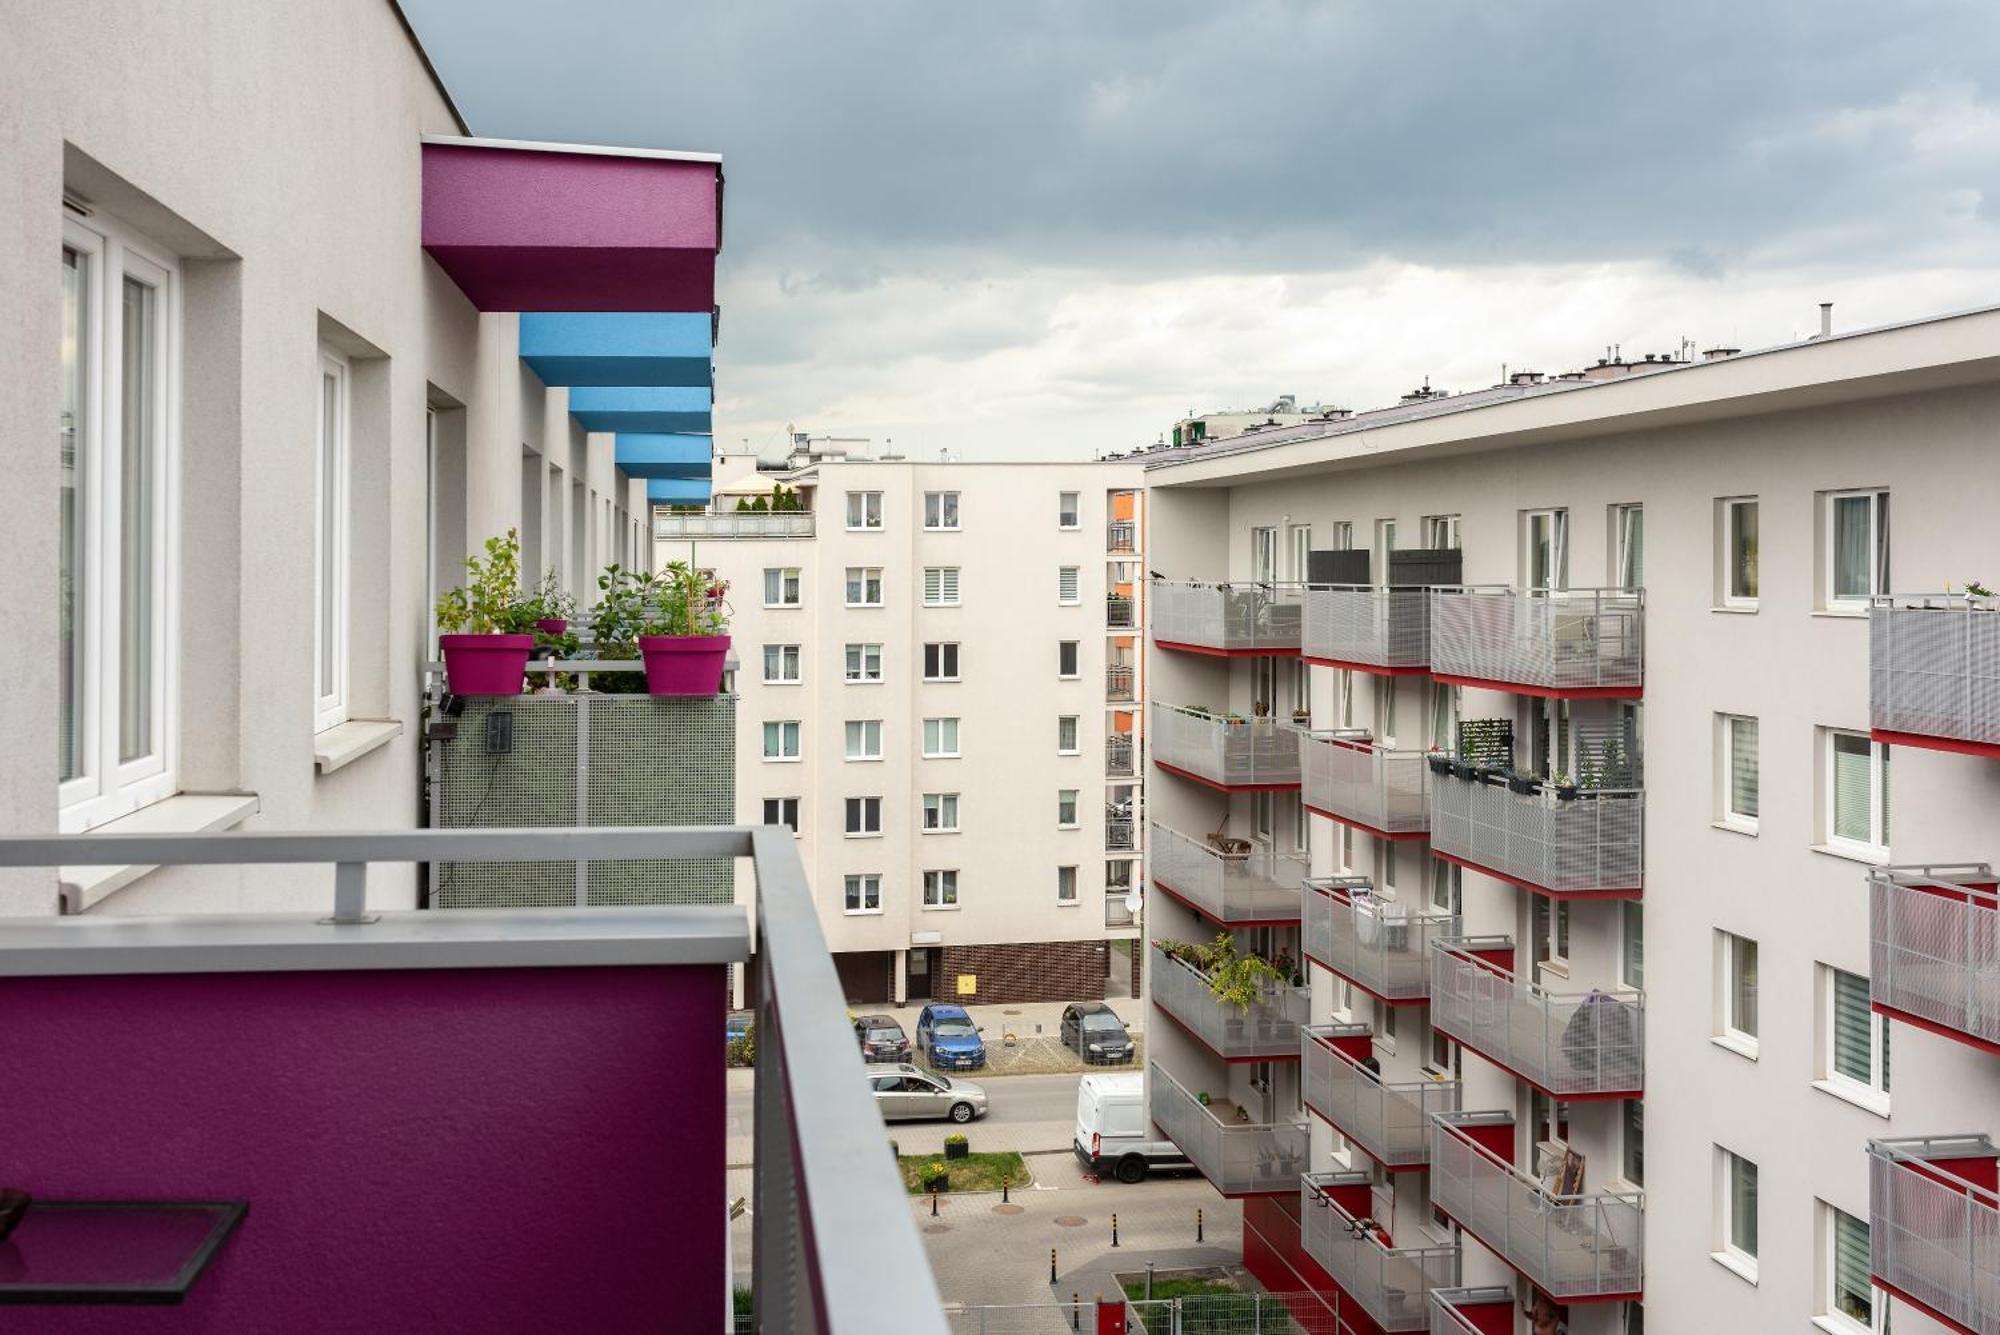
[922,1160,950,1193]
[594,561,732,696]
[435,529,539,696]
[532,568,576,638]
[944,1132,970,1161]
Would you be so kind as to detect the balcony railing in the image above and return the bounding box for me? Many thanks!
[1107,734,1138,776]
[1871,595,2000,756]
[1106,816,1138,852]
[1302,1024,1460,1169]
[1105,890,1139,929]
[1428,767,1642,898]
[1868,1135,2000,1335]
[1107,663,1136,700]
[1150,944,1308,1061]
[1149,822,1306,925]
[1871,864,2000,1057]
[1151,702,1302,790]
[1148,1061,1307,1197]
[1300,732,1430,837]
[1431,1111,1644,1301]
[1427,1287,1518,1335]
[1151,580,1304,655]
[1429,588,1643,697]
[1303,585,1433,673]
[653,510,816,539]
[1108,519,1137,553]
[1429,939,1643,1097]
[1303,877,1455,1003]
[1108,593,1136,628]
[1301,1171,1460,1331]
[0,825,946,1335]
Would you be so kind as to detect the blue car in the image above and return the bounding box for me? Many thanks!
[915,1003,986,1071]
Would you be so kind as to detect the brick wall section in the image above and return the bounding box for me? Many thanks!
[935,940,1111,1005]
[1129,942,1143,999]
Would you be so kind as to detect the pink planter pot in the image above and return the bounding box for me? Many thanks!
[535,618,568,637]
[439,634,534,696]
[638,635,731,696]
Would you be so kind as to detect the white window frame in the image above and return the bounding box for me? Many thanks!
[1610,503,1642,591]
[1816,1201,1888,1333]
[1533,892,1568,975]
[1253,792,1276,842]
[1057,789,1079,828]
[1428,859,1461,914]
[1621,902,1644,990]
[762,643,802,685]
[1288,524,1312,581]
[1717,713,1760,832]
[844,642,884,684]
[1057,865,1079,904]
[922,566,961,607]
[1422,513,1461,551]
[1058,566,1081,606]
[314,348,350,733]
[1719,497,1759,609]
[1251,526,1278,583]
[762,796,800,832]
[1823,488,1890,613]
[923,490,960,531]
[59,213,182,832]
[845,490,883,531]
[843,795,882,837]
[1057,491,1080,529]
[844,719,884,761]
[922,868,960,908]
[843,873,882,915]
[923,717,961,758]
[1816,963,1891,1115]
[1058,640,1080,679]
[1714,929,1760,1058]
[1522,508,1568,592]
[1290,793,1310,856]
[761,720,801,761]
[763,566,802,608]
[921,792,961,834]
[844,566,883,607]
[1057,715,1080,755]
[1822,728,1890,856]
[1713,1146,1760,1283]
[1328,521,1353,551]
[923,642,961,682]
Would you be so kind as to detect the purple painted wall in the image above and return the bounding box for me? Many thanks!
[0,964,725,1332]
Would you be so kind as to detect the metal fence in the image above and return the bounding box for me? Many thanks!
[1302,1024,1459,1169]
[1300,1172,1459,1331]
[1430,1111,1644,1301]
[1148,1061,1308,1196]
[1150,943,1308,1060]
[1150,822,1306,925]
[1426,1287,1515,1335]
[1871,596,2000,747]
[1125,1291,1348,1334]
[1300,734,1429,836]
[1868,1136,2000,1335]
[653,511,816,539]
[1108,520,1137,554]
[1429,941,1644,1096]
[1429,588,1643,692]
[1108,735,1138,776]
[1428,770,1642,895]
[1302,586,1432,671]
[1107,816,1139,852]
[1109,664,1137,700]
[1303,878,1455,1002]
[1870,864,2000,1053]
[1151,703,1302,789]
[1109,593,1137,629]
[1152,582,1305,654]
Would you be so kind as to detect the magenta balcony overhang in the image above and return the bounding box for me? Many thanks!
[421,137,722,312]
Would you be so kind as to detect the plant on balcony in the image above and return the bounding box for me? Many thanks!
[1550,772,1578,801]
[435,529,539,696]
[593,561,733,696]
[531,568,576,638]
[1427,747,1452,777]
[1507,770,1542,796]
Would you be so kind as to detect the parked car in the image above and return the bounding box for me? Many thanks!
[1060,1002,1134,1064]
[853,1013,912,1064]
[1073,1072,1190,1184]
[725,1010,753,1045]
[914,1003,987,1071]
[866,1064,988,1124]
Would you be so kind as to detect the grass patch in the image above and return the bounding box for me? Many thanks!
[1118,1273,1240,1303]
[896,1151,1031,1195]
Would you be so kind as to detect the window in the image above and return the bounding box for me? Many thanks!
[1622,903,1644,990]
[762,644,802,684]
[1378,679,1399,747]
[1620,1099,1644,1188]
[1056,640,1080,678]
[845,566,883,606]
[1824,729,1890,854]
[1057,866,1078,903]
[1290,793,1310,856]
[1533,894,1569,972]
[762,797,800,832]
[763,567,802,607]
[1716,930,1760,1056]
[1251,526,1278,582]
[1718,715,1759,830]
[1057,715,1079,754]
[1523,509,1569,590]
[922,566,961,606]
[844,874,881,914]
[1422,514,1461,550]
[1289,525,1312,581]
[1254,792,1275,842]
[845,490,882,530]
[1819,965,1891,1112]
[762,720,801,760]
[1714,1148,1760,1281]
[923,642,961,681]
[845,643,883,683]
[1057,566,1081,605]
[314,350,350,732]
[1612,503,1643,590]
[923,717,960,757]
[923,869,959,908]
[1372,519,1397,580]
[1429,681,1460,751]
[1336,670,1356,728]
[1428,860,1461,914]
[1288,660,1310,718]
[924,490,960,530]
[1824,489,1889,610]
[1057,789,1079,827]
[1819,1202,1885,1332]
[1058,491,1080,528]
[1328,521,1353,551]
[844,795,882,836]
[922,792,961,833]
[59,215,179,831]
[1719,498,1759,607]
[844,719,883,760]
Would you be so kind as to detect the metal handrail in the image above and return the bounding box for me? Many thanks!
[1150,580,1305,653]
[1871,595,2000,747]
[1868,1135,2000,1334]
[653,511,816,539]
[1302,1023,1460,1167]
[1427,1287,1515,1335]
[1429,938,1644,1096]
[1870,863,2000,1052]
[1429,586,1644,691]
[1301,1170,1460,1330]
[1303,877,1456,1001]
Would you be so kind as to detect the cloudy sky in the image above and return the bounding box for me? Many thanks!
[406,1,2000,460]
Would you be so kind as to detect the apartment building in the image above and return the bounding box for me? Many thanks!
[660,449,1148,1005]
[1141,307,2000,1335]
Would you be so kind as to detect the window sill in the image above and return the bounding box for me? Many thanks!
[762,680,803,688]
[1712,604,1759,615]
[61,791,261,914]
[1711,1033,1760,1062]
[1811,608,1869,620]
[920,828,961,836]
[1812,1078,1891,1119]
[1711,1250,1759,1287]
[1812,842,1889,868]
[313,718,403,775]
[844,908,884,917]
[1056,900,1080,908]
[1538,960,1571,983]
[845,679,884,686]
[762,757,803,764]
[1812,1313,1874,1335]
[1711,818,1760,839]
[921,904,961,912]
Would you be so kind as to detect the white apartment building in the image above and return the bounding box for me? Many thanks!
[1141,307,2000,1335]
[660,451,1148,1005]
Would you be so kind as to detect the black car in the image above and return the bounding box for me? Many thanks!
[853,1013,913,1064]
[1061,1002,1134,1064]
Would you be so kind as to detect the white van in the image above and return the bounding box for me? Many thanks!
[1072,1072,1192,1184]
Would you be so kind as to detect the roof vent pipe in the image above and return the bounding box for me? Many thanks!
[1819,302,1833,338]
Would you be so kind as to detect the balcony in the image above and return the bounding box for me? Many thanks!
[1302,585,1433,675]
[1151,580,1303,656]
[1429,588,1643,699]
[1108,519,1137,554]
[1105,890,1139,930]
[1302,1024,1460,1170]
[652,510,816,539]
[1300,732,1430,839]
[1427,1287,1518,1335]
[1868,1136,2000,1335]
[1150,943,1308,1062]
[1871,864,2000,1057]
[1107,663,1136,701]
[1150,702,1302,791]
[1106,813,1138,852]
[1107,733,1138,776]
[0,826,945,1333]
[1301,1171,1460,1331]
[1303,876,1456,1004]
[1430,939,1642,1098]
[1148,1062,1307,1197]
[1430,1111,1644,1302]
[1149,822,1306,926]
[1870,594,2000,758]
[1428,767,1641,900]
[1108,593,1136,629]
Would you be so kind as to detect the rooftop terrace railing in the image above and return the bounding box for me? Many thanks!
[653,511,816,539]
[1870,863,2000,1057]
[1429,587,1643,697]
[1150,580,1304,655]
[1870,594,2000,756]
[1868,1135,2000,1335]
[1302,584,1434,673]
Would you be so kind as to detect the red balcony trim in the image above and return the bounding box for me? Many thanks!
[1153,997,1302,1065]
[1154,639,1301,659]
[1870,728,2000,761]
[1154,759,1301,793]
[1872,1001,2000,1059]
[1870,1276,1980,1335]
[1431,849,1642,902]
[1431,672,1642,701]
[1302,1096,1428,1173]
[1300,947,1429,1006]
[1301,655,1429,677]
[1147,1119,1298,1199]
[1431,1015,1642,1102]
[1304,802,1430,842]
[1153,875,1301,928]
[1430,1201,1643,1305]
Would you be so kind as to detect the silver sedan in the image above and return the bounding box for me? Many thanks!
[866,1064,989,1124]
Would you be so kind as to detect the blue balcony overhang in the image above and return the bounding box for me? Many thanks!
[616,432,711,482]
[648,476,713,506]
[570,386,713,435]
[520,312,714,388]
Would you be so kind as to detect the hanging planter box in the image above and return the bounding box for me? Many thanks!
[638,635,731,696]
[439,634,534,697]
